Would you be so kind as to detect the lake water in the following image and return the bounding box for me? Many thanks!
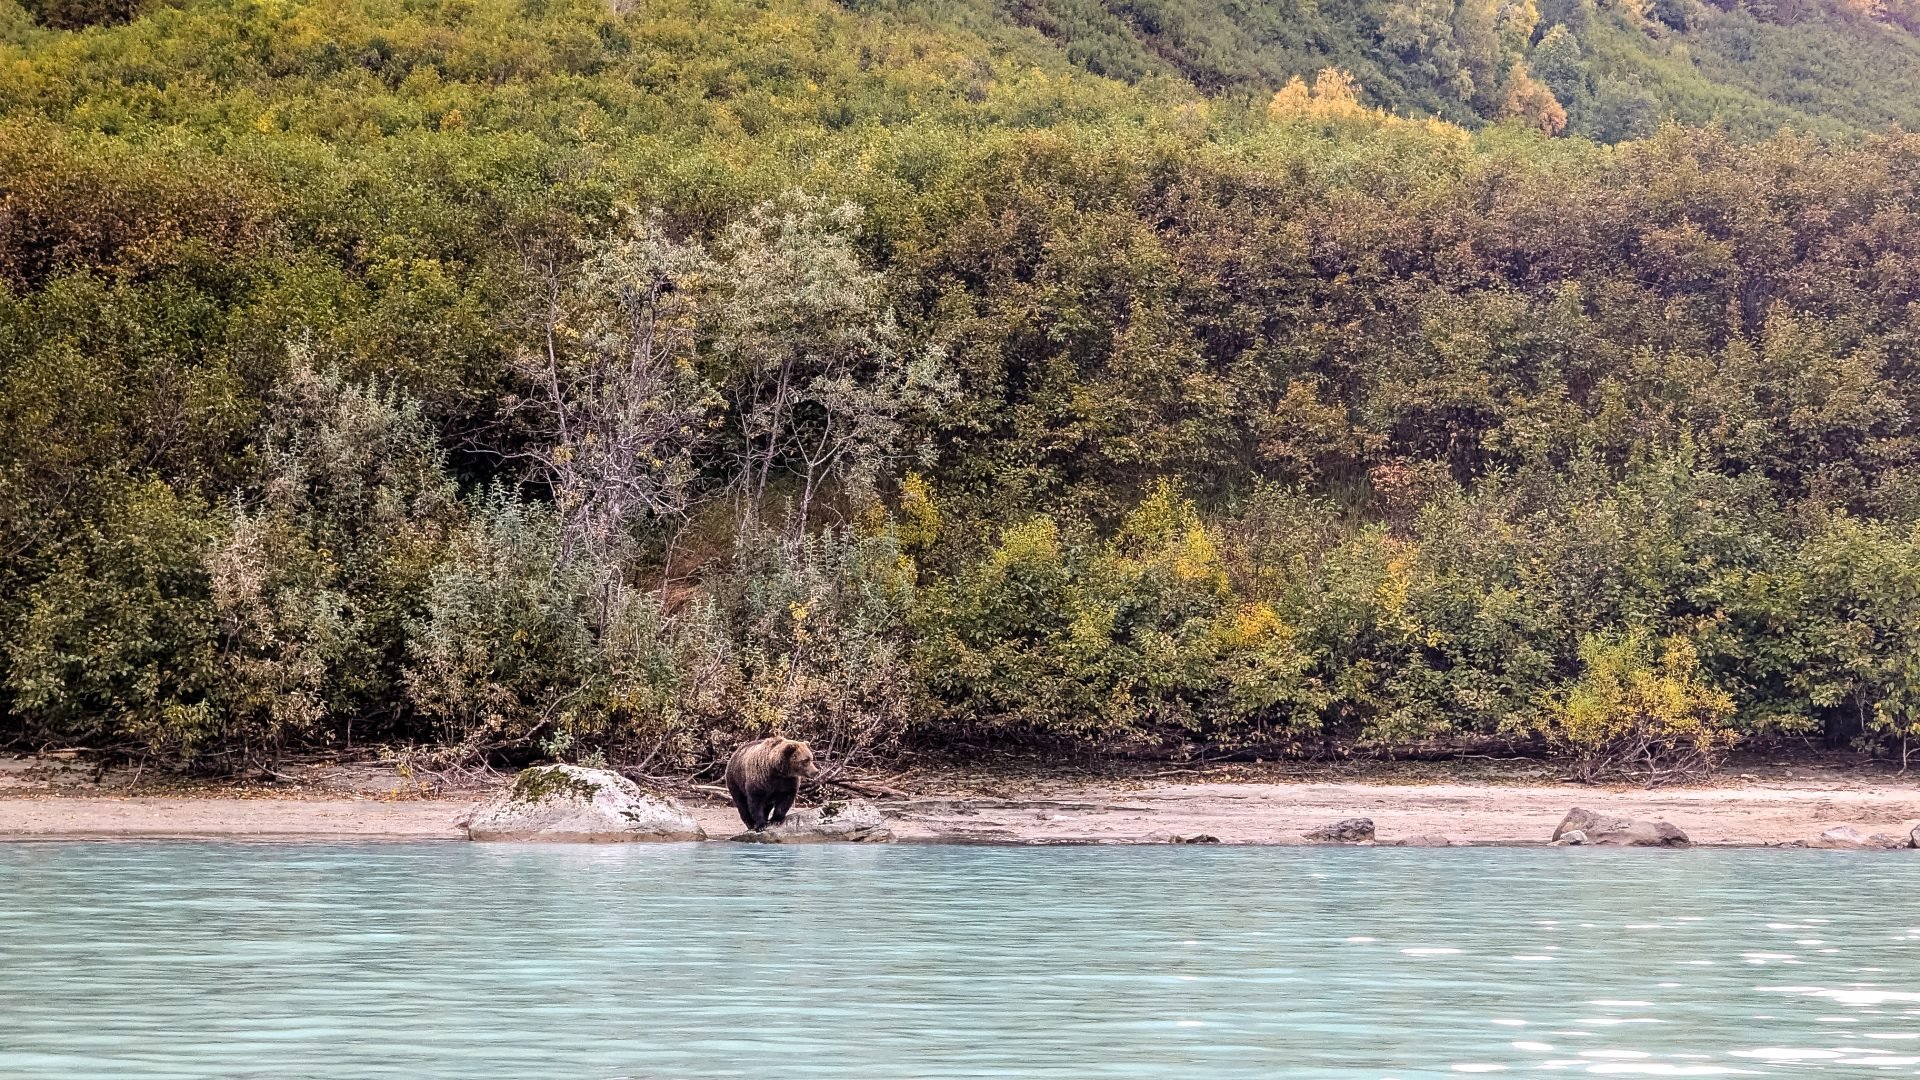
[2,844,1919,1078]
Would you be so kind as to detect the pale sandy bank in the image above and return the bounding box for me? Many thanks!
[4,779,1919,845]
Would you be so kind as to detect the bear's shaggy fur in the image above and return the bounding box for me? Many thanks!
[724,737,820,831]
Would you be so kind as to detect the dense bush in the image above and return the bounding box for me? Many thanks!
[1546,631,1737,783]
[912,484,1323,749]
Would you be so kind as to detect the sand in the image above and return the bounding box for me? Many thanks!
[5,777,1919,845]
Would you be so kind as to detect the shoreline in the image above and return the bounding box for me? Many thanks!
[5,777,1919,846]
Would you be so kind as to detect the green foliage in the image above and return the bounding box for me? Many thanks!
[1577,73,1660,137]
[1709,515,1920,762]
[6,480,220,758]
[913,483,1323,747]
[17,0,143,30]
[1649,0,1701,29]
[710,521,920,761]
[404,493,921,769]
[1530,23,1587,104]
[404,494,632,760]
[1545,630,1736,783]
[1539,0,1592,34]
[208,360,462,763]
[991,0,1920,136]
[8,0,1920,781]
[710,197,958,527]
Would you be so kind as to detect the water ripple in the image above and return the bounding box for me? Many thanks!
[1,844,1919,1077]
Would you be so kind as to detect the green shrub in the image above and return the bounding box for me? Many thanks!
[19,0,144,30]
[207,360,463,759]
[6,480,220,759]
[913,483,1324,750]
[405,495,619,761]
[708,520,919,765]
[1545,631,1737,784]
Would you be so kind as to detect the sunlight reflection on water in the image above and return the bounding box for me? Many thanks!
[2,843,1918,1078]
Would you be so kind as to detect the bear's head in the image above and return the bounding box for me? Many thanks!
[777,738,819,778]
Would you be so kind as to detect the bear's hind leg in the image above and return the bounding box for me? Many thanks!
[746,792,775,831]
[768,785,795,825]
[728,778,759,831]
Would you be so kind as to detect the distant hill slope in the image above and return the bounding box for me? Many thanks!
[7,0,1918,141]
[891,0,1920,138]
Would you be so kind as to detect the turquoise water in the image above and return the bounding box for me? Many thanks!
[2,845,1919,1077]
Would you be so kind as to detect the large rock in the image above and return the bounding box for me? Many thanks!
[465,765,706,842]
[1551,807,1690,848]
[1303,817,1375,843]
[1808,825,1906,850]
[730,800,893,843]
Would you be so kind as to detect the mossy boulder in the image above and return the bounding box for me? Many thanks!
[464,765,706,842]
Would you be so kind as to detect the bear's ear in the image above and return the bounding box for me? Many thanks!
[779,740,799,763]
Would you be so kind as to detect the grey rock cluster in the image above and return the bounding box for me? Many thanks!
[1551,807,1690,847]
[730,801,893,843]
[1802,825,1909,850]
[1303,817,1376,843]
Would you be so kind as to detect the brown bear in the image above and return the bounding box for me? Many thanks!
[724,737,820,831]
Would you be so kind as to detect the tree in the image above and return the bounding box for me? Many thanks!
[1530,23,1587,107]
[514,217,720,572]
[405,495,618,760]
[1648,0,1700,29]
[1501,62,1568,134]
[206,358,462,763]
[21,0,144,30]
[1455,0,1538,114]
[713,198,955,535]
[206,509,348,773]
[1722,516,1920,764]
[1495,0,1542,59]
[1581,79,1660,140]
[1267,68,1375,121]
[6,481,219,759]
[1536,0,1591,35]
[1380,0,1476,103]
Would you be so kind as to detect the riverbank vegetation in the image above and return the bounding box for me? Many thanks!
[8,0,1920,783]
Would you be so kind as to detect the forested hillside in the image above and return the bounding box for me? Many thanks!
[6,0,1920,781]
[983,0,1920,138]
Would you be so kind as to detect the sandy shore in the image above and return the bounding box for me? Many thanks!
[5,779,1920,845]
